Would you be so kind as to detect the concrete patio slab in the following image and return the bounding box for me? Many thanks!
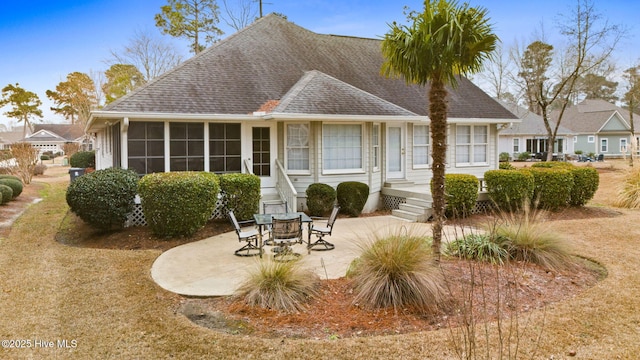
[150,216,471,297]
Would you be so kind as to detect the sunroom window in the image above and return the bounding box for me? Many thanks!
[127,121,165,175]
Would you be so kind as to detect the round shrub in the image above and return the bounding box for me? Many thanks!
[442,174,479,218]
[0,175,21,182]
[336,181,369,217]
[139,172,220,237]
[69,151,95,168]
[517,152,531,161]
[529,167,574,211]
[66,168,139,230]
[0,178,23,199]
[499,152,510,162]
[569,166,599,206]
[306,183,336,216]
[485,169,534,211]
[219,173,260,221]
[0,184,13,204]
[499,162,515,170]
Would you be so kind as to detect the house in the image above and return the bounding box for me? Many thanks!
[0,127,24,150]
[555,99,640,158]
[498,101,574,160]
[23,124,89,155]
[86,14,518,219]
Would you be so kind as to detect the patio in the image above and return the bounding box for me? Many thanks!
[151,216,468,297]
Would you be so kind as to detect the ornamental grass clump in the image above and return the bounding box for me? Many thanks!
[614,167,640,208]
[445,233,509,265]
[350,227,446,312]
[493,205,575,271]
[236,258,320,313]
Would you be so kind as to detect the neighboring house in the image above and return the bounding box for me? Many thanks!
[0,128,25,150]
[555,99,640,158]
[86,14,517,217]
[498,101,574,160]
[22,124,89,155]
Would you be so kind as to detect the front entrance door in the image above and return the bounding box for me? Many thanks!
[387,124,405,179]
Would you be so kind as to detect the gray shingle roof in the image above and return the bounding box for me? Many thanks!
[31,124,84,141]
[554,99,640,133]
[104,14,516,120]
[498,100,572,135]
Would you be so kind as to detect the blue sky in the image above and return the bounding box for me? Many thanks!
[1,0,639,127]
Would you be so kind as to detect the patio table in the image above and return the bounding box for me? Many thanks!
[253,212,313,250]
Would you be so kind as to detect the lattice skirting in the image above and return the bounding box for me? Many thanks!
[381,195,494,215]
[125,198,226,227]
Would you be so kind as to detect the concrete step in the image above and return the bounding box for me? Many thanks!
[383,180,415,188]
[399,203,431,215]
[406,197,432,207]
[392,209,432,222]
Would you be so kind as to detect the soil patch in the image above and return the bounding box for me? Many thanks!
[180,257,603,339]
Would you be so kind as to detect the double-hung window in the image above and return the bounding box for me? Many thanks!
[513,138,520,153]
[413,124,430,168]
[286,123,310,173]
[456,125,488,165]
[372,124,380,171]
[322,124,363,173]
[600,138,608,153]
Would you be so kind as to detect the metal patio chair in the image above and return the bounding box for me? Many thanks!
[307,205,339,253]
[229,211,262,257]
[270,215,303,261]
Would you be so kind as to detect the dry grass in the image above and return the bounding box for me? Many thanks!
[0,162,639,358]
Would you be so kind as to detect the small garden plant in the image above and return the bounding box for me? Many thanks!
[349,227,446,312]
[235,258,320,313]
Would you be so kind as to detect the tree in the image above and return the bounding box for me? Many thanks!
[381,0,497,260]
[475,43,515,100]
[46,72,98,126]
[155,0,223,54]
[221,0,258,31]
[0,83,43,138]
[102,64,145,104]
[578,72,618,103]
[623,65,640,167]
[107,29,183,82]
[515,0,624,161]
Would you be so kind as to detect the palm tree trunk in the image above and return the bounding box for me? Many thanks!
[429,76,447,261]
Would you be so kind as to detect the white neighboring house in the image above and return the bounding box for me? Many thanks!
[22,124,89,155]
[86,14,518,217]
[498,101,574,160]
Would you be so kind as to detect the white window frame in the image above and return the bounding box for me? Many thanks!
[372,123,380,171]
[322,123,364,174]
[600,138,608,153]
[588,135,595,143]
[285,123,310,174]
[455,125,489,166]
[513,138,520,153]
[621,138,628,153]
[413,124,430,168]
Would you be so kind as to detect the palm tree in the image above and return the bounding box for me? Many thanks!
[381,0,497,260]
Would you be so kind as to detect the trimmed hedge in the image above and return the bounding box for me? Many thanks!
[69,151,95,168]
[484,169,534,211]
[531,162,599,206]
[444,174,479,218]
[569,166,599,206]
[0,175,21,182]
[219,173,260,221]
[0,184,13,204]
[139,172,219,237]
[306,183,336,216]
[337,181,369,217]
[0,178,23,199]
[528,167,574,211]
[66,168,139,230]
[498,162,515,170]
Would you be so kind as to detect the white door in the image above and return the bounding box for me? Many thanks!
[387,124,405,179]
[246,123,277,188]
